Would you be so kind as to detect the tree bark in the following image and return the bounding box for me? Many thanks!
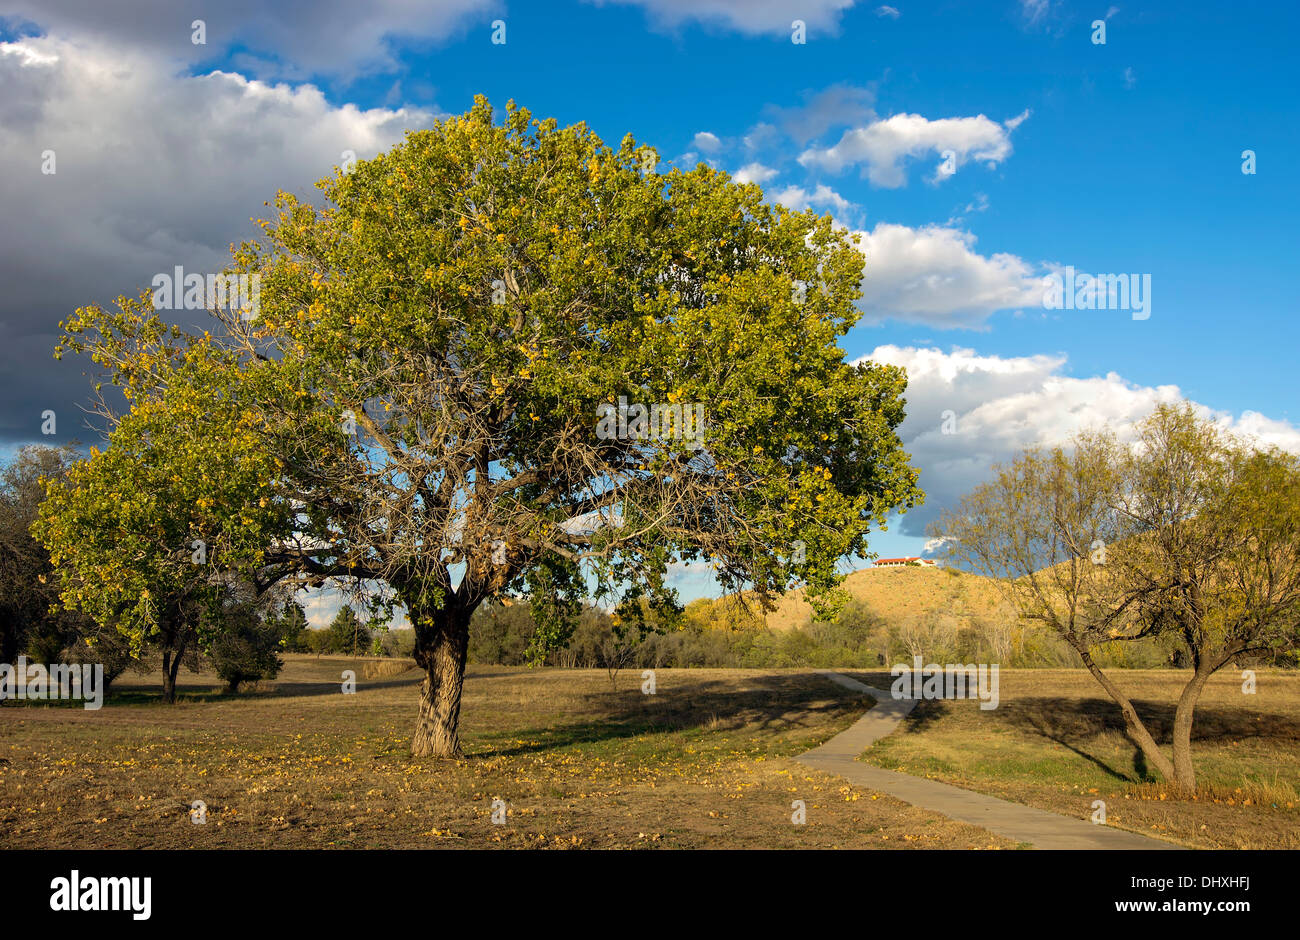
[161,629,186,704]
[411,605,471,758]
[161,650,177,704]
[1171,665,1214,791]
[1075,645,1176,782]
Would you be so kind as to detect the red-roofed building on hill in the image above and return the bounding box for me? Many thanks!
[872,556,939,568]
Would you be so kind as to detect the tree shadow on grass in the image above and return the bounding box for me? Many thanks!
[896,698,950,734]
[845,670,900,691]
[865,695,1148,781]
[472,672,866,758]
[104,670,425,706]
[997,697,1300,783]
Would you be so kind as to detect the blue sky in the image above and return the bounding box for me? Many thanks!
[2,0,1297,611]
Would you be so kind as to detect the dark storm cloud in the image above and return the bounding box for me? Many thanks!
[0,0,498,80]
[0,33,437,446]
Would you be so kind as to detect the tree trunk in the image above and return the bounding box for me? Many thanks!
[411,606,471,758]
[1075,646,1176,782]
[1171,666,1213,792]
[161,650,175,704]
[161,632,186,704]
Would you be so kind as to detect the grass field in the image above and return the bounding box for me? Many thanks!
[850,668,1300,849]
[0,656,1014,849]
[6,658,1295,849]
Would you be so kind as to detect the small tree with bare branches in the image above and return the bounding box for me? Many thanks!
[933,403,1300,789]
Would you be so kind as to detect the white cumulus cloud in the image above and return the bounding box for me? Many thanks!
[799,112,1023,187]
[773,183,856,215]
[858,344,1300,536]
[733,162,779,185]
[855,223,1042,327]
[691,130,723,152]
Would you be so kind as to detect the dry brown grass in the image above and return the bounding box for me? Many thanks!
[0,656,1015,850]
[357,658,418,681]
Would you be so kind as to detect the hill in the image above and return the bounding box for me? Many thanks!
[759,564,1008,632]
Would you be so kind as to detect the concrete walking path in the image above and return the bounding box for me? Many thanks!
[797,670,1182,850]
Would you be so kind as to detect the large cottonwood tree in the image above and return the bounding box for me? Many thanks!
[51,98,923,756]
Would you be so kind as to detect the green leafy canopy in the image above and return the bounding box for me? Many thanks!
[41,96,923,653]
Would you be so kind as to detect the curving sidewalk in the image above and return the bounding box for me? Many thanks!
[797,670,1182,850]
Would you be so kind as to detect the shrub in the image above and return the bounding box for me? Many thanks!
[210,613,284,693]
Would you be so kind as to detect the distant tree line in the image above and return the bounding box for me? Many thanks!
[463,590,1241,673]
[3,445,301,698]
[289,605,409,658]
